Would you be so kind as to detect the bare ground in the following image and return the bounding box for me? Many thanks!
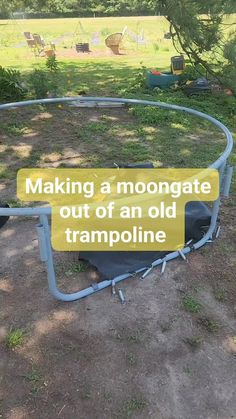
[0,106,236,419]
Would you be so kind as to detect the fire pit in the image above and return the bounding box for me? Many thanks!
[76,43,90,53]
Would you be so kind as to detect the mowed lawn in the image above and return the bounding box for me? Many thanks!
[0,16,235,193]
[0,15,235,69]
[0,16,235,190]
[0,16,174,70]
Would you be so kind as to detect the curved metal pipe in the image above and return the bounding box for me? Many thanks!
[0,96,233,301]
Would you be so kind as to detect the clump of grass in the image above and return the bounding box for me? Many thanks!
[69,261,88,273]
[122,142,150,161]
[0,165,15,180]
[120,398,147,418]
[0,123,27,136]
[184,336,203,349]
[7,199,25,208]
[214,288,227,302]
[23,152,42,167]
[79,382,92,400]
[28,370,46,396]
[126,352,138,366]
[86,122,108,133]
[5,328,25,349]
[127,331,143,344]
[182,296,202,313]
[57,261,89,277]
[104,391,113,403]
[183,366,193,375]
[115,328,144,344]
[160,322,172,333]
[198,317,220,333]
[25,369,42,383]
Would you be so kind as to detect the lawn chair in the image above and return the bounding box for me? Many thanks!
[26,38,40,56]
[24,31,33,40]
[33,33,46,48]
[24,32,43,56]
[105,33,123,55]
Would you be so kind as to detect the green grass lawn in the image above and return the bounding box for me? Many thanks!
[0,16,235,194]
[0,17,175,68]
[0,15,234,69]
[0,16,175,69]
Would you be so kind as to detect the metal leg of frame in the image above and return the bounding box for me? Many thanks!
[37,214,136,301]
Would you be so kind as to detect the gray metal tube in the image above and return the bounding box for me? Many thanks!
[222,165,234,197]
[40,213,134,302]
[36,224,48,262]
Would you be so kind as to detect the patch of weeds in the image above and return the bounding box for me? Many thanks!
[126,353,138,366]
[214,288,227,302]
[182,296,202,313]
[115,328,144,344]
[5,328,25,349]
[26,368,47,397]
[104,391,113,403]
[122,142,150,161]
[23,152,42,167]
[46,55,59,72]
[7,199,25,208]
[30,387,41,396]
[79,382,92,400]
[0,164,15,179]
[232,336,236,344]
[184,336,203,350]
[160,322,172,333]
[127,330,144,344]
[25,369,43,383]
[29,69,50,99]
[58,261,89,277]
[0,123,27,136]
[120,398,147,418]
[86,122,108,134]
[183,366,193,375]
[198,316,220,333]
[135,126,147,138]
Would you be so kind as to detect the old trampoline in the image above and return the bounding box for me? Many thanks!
[0,97,234,302]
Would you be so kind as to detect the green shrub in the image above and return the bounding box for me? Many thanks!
[46,55,59,72]
[0,66,27,103]
[180,64,208,83]
[29,69,49,99]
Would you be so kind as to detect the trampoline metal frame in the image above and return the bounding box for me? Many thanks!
[0,97,234,301]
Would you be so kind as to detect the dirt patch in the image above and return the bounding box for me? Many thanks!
[57,47,128,59]
[0,201,235,419]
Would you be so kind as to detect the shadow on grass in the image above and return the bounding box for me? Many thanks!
[53,60,168,96]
